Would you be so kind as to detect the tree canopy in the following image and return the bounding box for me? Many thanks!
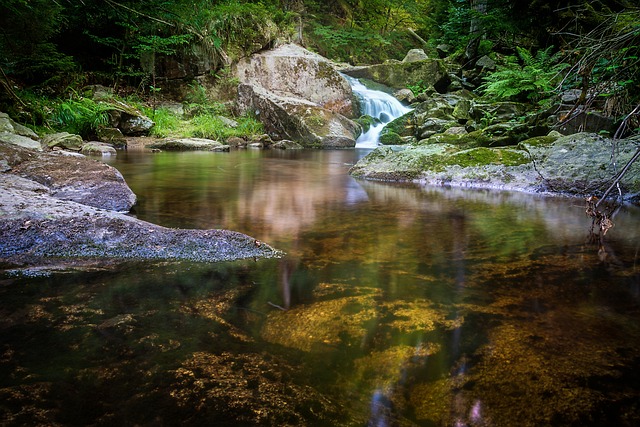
[0,0,638,134]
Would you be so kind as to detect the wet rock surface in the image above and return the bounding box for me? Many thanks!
[147,137,230,151]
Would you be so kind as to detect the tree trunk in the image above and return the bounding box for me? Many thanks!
[464,0,488,64]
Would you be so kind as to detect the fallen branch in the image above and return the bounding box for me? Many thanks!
[0,65,26,107]
[596,145,640,208]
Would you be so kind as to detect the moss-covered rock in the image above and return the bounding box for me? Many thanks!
[42,132,84,151]
[343,58,450,91]
[349,132,640,202]
[354,115,378,134]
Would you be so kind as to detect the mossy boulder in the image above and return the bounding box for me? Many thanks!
[80,142,117,156]
[349,132,640,202]
[96,127,127,148]
[42,132,84,151]
[528,132,640,196]
[342,58,450,92]
[0,132,42,151]
[379,112,414,145]
[105,100,154,135]
[354,115,378,134]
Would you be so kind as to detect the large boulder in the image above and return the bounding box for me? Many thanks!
[0,131,42,151]
[349,132,640,203]
[0,142,136,212]
[234,43,360,148]
[403,49,429,63]
[235,43,355,117]
[526,132,640,197]
[0,112,39,139]
[0,112,41,150]
[106,100,155,136]
[0,142,282,265]
[0,174,281,265]
[342,58,449,92]
[237,83,360,148]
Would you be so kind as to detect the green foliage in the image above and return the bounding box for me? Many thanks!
[0,0,78,87]
[145,107,181,138]
[312,24,407,64]
[143,101,263,140]
[234,115,264,137]
[185,81,209,105]
[182,1,292,65]
[190,112,263,140]
[407,81,429,96]
[480,47,569,103]
[563,9,640,125]
[305,0,427,64]
[2,89,111,137]
[49,97,111,138]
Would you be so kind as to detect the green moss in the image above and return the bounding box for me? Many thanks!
[444,147,529,168]
[420,130,493,148]
[381,113,412,136]
[305,114,326,129]
[354,115,376,133]
[518,135,558,148]
[379,131,404,145]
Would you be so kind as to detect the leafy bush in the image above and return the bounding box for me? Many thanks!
[480,47,569,103]
[407,81,430,96]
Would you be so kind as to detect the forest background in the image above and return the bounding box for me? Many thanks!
[0,0,638,139]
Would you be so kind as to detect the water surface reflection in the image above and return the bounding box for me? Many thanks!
[1,148,639,426]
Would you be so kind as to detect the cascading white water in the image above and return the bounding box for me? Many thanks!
[343,74,412,148]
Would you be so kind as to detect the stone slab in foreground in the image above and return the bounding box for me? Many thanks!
[0,174,282,265]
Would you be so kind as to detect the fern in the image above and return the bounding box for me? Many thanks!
[480,47,569,103]
[49,98,110,138]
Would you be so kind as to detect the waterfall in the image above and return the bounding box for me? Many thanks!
[343,74,412,148]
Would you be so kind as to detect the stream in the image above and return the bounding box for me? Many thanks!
[1,146,640,426]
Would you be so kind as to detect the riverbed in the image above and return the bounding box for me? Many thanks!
[1,147,639,426]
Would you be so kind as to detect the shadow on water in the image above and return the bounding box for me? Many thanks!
[1,148,640,425]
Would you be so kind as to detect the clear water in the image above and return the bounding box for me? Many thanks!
[1,148,640,426]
